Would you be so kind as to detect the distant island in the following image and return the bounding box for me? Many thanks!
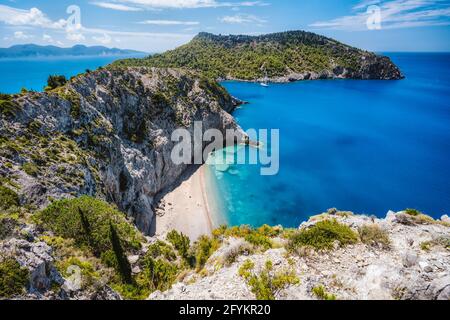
[0,44,145,59]
[114,31,403,82]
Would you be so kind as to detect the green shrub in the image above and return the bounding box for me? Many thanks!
[0,185,19,210]
[238,259,255,279]
[0,217,18,240]
[166,230,192,264]
[288,219,358,251]
[358,224,390,249]
[405,209,421,216]
[192,235,220,271]
[22,162,39,177]
[0,257,29,298]
[137,256,180,292]
[312,285,336,300]
[239,260,299,300]
[213,225,276,250]
[146,240,177,262]
[0,94,20,118]
[47,75,67,90]
[56,257,100,289]
[34,196,143,256]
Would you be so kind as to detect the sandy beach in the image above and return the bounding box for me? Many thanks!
[151,165,215,241]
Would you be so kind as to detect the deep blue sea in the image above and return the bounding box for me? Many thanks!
[0,55,145,94]
[206,53,450,227]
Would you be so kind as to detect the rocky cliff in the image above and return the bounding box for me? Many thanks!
[150,210,450,300]
[114,31,404,82]
[0,67,243,234]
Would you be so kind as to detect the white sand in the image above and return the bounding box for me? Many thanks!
[151,165,214,241]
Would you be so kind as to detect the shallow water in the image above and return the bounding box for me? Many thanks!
[207,53,450,227]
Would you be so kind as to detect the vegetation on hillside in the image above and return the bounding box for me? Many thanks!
[113,31,389,81]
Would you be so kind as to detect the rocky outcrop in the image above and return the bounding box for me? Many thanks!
[150,210,449,300]
[0,67,244,234]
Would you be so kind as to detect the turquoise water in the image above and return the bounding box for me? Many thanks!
[0,55,145,94]
[207,53,450,227]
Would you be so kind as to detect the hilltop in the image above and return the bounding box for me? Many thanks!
[114,31,403,82]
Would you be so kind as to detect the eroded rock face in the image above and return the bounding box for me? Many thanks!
[0,67,244,234]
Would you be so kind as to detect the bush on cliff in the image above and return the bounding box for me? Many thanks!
[46,75,67,90]
[212,224,283,251]
[192,235,220,271]
[0,185,19,211]
[0,257,29,298]
[358,224,390,249]
[34,196,143,256]
[288,219,358,251]
[166,230,193,265]
[239,260,299,300]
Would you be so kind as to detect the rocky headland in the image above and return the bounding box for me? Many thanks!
[114,31,404,82]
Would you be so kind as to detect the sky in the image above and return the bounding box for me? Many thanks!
[0,0,449,52]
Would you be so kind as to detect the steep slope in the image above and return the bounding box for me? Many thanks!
[0,67,244,234]
[114,31,403,82]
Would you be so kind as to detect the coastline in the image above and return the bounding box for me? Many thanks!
[151,165,216,241]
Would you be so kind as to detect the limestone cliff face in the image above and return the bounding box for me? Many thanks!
[0,67,243,234]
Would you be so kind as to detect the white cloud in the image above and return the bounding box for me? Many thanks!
[14,31,31,39]
[310,0,450,30]
[102,0,268,9]
[0,5,66,29]
[66,32,86,41]
[90,2,143,11]
[0,4,196,51]
[138,20,199,25]
[219,13,266,24]
[92,33,113,44]
[42,33,53,42]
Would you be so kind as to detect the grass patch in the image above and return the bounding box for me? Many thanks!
[358,224,390,249]
[420,237,450,251]
[22,162,39,177]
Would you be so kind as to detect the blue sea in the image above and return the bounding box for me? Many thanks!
[206,53,450,227]
[0,55,145,94]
